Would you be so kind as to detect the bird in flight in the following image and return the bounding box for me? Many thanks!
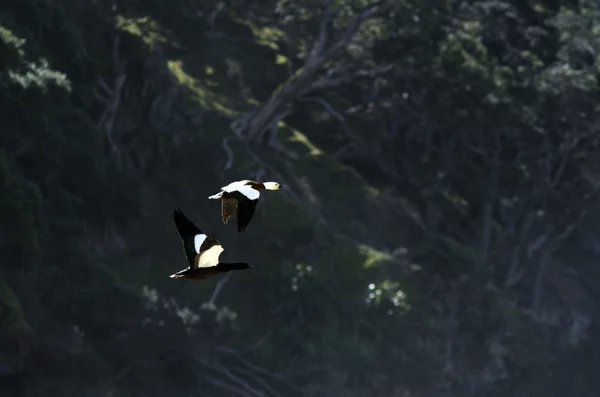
[208,180,284,233]
[170,208,253,279]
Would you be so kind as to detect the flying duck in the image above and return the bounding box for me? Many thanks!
[170,208,253,279]
[208,180,284,233]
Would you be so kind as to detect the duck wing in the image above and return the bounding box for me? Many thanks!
[222,180,253,192]
[196,234,224,268]
[173,208,205,267]
[221,198,238,224]
[236,196,258,233]
[226,188,260,233]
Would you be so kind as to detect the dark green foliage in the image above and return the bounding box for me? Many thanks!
[0,152,44,271]
[1,0,599,396]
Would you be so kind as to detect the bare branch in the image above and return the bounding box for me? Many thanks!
[208,362,265,397]
[230,366,281,397]
[254,164,266,181]
[298,96,358,141]
[231,1,396,143]
[302,96,344,121]
[554,209,587,244]
[311,0,339,57]
[98,78,113,97]
[355,62,395,78]
[95,26,127,167]
[203,374,256,397]
[112,32,121,72]
[244,330,273,352]
[532,249,550,317]
[504,213,535,288]
[333,142,355,158]
[222,136,235,170]
[214,347,304,393]
[527,234,548,258]
[208,272,232,306]
[324,1,395,57]
[475,131,501,270]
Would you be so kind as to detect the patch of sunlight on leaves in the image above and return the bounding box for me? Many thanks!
[519,163,531,178]
[359,245,393,269]
[116,16,167,46]
[298,8,313,21]
[141,286,199,333]
[251,27,283,50]
[492,65,513,89]
[7,57,71,93]
[440,19,492,76]
[311,109,332,123]
[141,286,240,334]
[365,279,410,311]
[168,60,236,115]
[346,17,390,57]
[199,303,239,331]
[362,184,380,199]
[0,280,32,334]
[442,189,469,211]
[437,236,476,264]
[229,14,283,50]
[537,63,597,93]
[295,39,310,59]
[291,263,314,291]
[284,123,323,156]
[330,1,394,57]
[141,285,159,306]
[409,263,422,272]
[520,50,544,68]
[1,26,71,92]
[176,306,201,327]
[0,25,25,49]
[275,54,288,65]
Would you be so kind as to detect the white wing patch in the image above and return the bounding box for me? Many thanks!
[222,180,249,192]
[208,191,224,199]
[220,180,260,200]
[236,185,260,200]
[194,234,207,253]
[197,245,224,268]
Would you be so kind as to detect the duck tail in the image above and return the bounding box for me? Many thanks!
[208,191,224,199]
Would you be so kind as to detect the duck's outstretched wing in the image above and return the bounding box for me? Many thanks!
[173,208,204,267]
[236,197,258,233]
[224,186,260,233]
[222,180,253,192]
[196,235,224,268]
[221,198,238,224]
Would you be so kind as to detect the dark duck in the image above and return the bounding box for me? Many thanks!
[208,179,283,233]
[170,208,253,280]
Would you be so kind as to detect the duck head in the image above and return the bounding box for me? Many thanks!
[263,182,284,190]
[229,262,254,270]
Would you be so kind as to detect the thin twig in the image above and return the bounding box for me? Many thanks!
[222,136,235,170]
[208,272,232,306]
[204,374,256,397]
[198,358,265,397]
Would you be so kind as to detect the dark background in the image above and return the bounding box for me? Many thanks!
[1,0,599,396]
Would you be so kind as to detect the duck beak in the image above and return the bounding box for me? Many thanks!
[279,185,284,189]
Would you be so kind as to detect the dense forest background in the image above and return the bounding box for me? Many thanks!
[1,0,600,396]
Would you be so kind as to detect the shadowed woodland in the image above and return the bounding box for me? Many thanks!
[1,0,600,396]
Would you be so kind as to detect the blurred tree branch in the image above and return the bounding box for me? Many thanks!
[230,0,396,147]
